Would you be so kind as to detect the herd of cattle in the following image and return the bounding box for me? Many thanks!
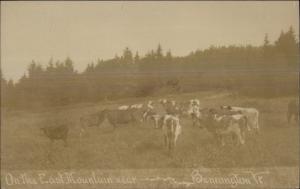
[40,98,298,154]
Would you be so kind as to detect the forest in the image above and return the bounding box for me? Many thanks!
[1,27,299,109]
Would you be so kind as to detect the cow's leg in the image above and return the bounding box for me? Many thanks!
[294,113,298,123]
[215,132,225,146]
[174,134,178,148]
[220,136,225,147]
[254,118,260,134]
[46,140,55,164]
[255,127,260,135]
[193,118,198,127]
[231,132,235,143]
[287,112,292,124]
[155,118,159,129]
[247,120,251,131]
[198,119,203,129]
[110,120,117,131]
[170,137,175,154]
[213,133,220,145]
[63,139,68,147]
[142,111,148,122]
[168,136,173,152]
[235,128,245,145]
[241,129,246,142]
[191,114,196,127]
[164,135,167,147]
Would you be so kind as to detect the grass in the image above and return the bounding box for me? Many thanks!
[1,91,299,170]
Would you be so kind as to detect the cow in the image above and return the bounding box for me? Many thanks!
[220,105,259,133]
[130,103,144,109]
[40,123,69,164]
[97,108,137,130]
[190,99,200,106]
[213,113,248,146]
[79,113,101,137]
[161,115,182,153]
[81,108,138,132]
[176,101,190,116]
[147,100,154,110]
[188,105,202,127]
[142,101,167,128]
[158,99,168,105]
[142,103,156,122]
[118,105,130,110]
[159,99,181,116]
[149,114,164,129]
[80,113,100,128]
[201,109,247,146]
[186,99,204,127]
[171,100,176,106]
[41,124,69,147]
[130,103,154,122]
[287,99,298,124]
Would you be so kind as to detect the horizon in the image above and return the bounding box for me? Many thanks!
[1,1,299,81]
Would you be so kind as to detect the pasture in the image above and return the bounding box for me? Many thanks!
[1,91,299,170]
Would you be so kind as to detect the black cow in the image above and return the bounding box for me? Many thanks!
[41,124,69,147]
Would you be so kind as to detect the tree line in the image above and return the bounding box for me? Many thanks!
[1,27,299,110]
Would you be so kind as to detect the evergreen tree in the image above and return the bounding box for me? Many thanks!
[156,44,163,59]
[166,50,172,60]
[134,52,140,63]
[263,33,272,61]
[275,26,298,62]
[122,47,133,64]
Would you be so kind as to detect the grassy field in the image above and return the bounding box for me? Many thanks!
[1,91,299,170]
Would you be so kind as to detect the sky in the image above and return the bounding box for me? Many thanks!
[1,1,299,81]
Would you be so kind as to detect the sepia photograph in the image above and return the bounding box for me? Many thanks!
[1,1,299,188]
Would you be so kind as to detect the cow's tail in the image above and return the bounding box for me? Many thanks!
[255,111,260,134]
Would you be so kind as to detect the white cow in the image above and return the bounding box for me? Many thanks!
[159,99,168,104]
[187,99,203,127]
[118,105,130,110]
[147,100,154,110]
[187,104,201,117]
[149,114,164,128]
[162,115,182,152]
[190,99,200,106]
[158,99,180,116]
[220,106,259,133]
[212,113,247,146]
[171,100,176,106]
[142,101,155,122]
[130,103,143,109]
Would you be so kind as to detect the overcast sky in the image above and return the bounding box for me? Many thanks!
[1,1,299,81]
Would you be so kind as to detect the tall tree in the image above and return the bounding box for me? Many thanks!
[166,50,173,60]
[156,44,163,59]
[122,47,133,64]
[134,51,140,63]
[263,33,273,61]
[275,26,299,63]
